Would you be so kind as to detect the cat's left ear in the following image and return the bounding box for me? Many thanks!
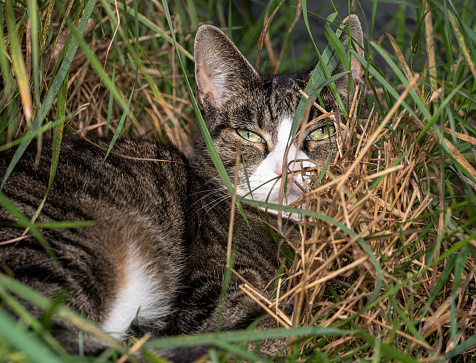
[194,24,259,112]
[333,15,366,93]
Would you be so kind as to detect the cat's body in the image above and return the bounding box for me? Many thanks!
[0,16,366,362]
[0,138,280,336]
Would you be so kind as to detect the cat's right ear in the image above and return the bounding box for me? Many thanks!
[333,15,366,94]
[194,25,259,112]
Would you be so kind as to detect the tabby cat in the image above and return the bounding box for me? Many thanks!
[0,15,366,362]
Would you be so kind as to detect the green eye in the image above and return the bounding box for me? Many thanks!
[237,129,265,143]
[305,125,336,141]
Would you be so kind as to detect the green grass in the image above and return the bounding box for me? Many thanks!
[1,0,476,361]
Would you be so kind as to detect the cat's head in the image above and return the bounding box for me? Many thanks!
[192,16,367,207]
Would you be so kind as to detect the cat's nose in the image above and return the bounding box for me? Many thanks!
[274,160,302,175]
[274,161,302,184]
[287,160,302,173]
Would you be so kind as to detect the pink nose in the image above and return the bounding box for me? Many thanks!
[274,161,302,185]
[287,161,302,172]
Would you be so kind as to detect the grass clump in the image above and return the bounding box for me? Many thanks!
[1,0,476,362]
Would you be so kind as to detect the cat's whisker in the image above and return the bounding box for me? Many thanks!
[187,186,225,198]
[187,187,228,211]
[202,194,231,215]
[187,176,231,202]
[196,174,225,188]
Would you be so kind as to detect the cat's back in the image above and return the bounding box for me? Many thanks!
[1,137,189,209]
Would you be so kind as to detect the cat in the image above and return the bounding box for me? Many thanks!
[0,15,366,362]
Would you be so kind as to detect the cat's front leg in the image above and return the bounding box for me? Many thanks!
[228,268,292,357]
[207,267,291,357]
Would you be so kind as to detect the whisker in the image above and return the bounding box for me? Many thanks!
[195,194,230,215]
[187,187,228,211]
[187,186,225,198]
[204,196,231,215]
[197,174,224,188]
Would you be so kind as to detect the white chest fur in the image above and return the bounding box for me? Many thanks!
[101,251,171,335]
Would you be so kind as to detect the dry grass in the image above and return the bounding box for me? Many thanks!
[13,5,196,150]
[236,79,476,360]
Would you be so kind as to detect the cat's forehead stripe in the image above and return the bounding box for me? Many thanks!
[244,75,300,130]
[275,116,293,148]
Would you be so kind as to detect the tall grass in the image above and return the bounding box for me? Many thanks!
[0,0,475,361]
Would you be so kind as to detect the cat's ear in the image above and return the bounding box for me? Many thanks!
[333,15,365,93]
[194,25,259,111]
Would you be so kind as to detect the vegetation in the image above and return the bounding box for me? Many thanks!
[0,0,475,361]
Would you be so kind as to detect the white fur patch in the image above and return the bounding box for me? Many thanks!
[101,251,170,335]
[237,116,313,207]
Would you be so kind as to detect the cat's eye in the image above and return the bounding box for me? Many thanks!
[305,125,336,141]
[237,129,266,143]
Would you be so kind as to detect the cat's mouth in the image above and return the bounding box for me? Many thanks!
[264,182,305,206]
[283,188,303,205]
[237,174,308,209]
[254,185,308,223]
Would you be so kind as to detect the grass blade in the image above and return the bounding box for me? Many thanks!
[5,0,32,123]
[145,326,353,349]
[0,308,65,363]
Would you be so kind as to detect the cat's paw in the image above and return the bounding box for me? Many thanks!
[245,317,290,358]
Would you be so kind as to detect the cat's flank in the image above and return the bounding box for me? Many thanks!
[0,16,366,362]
